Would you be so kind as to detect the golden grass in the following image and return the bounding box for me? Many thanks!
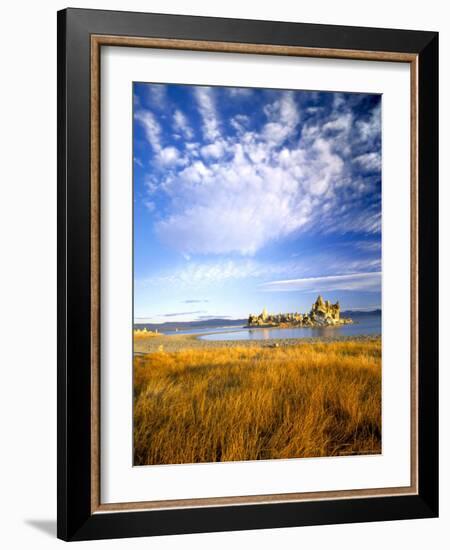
[133,329,159,339]
[133,340,381,465]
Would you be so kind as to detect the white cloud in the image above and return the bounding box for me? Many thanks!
[262,91,300,146]
[135,111,186,167]
[354,152,381,172]
[143,259,292,287]
[306,106,323,114]
[152,122,361,255]
[148,84,167,108]
[357,103,381,142]
[230,114,250,133]
[308,138,344,195]
[194,87,221,141]
[135,110,162,152]
[161,310,206,317]
[322,113,352,133]
[155,149,319,254]
[340,210,381,234]
[260,271,381,293]
[333,94,346,109]
[159,146,183,167]
[173,109,194,140]
[301,123,320,140]
[178,160,211,183]
[226,88,253,98]
[144,200,156,212]
[144,177,159,195]
[201,141,225,159]
[354,240,381,253]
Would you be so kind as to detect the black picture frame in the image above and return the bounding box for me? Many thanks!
[57,7,438,541]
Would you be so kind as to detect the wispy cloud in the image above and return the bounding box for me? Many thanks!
[147,84,167,109]
[226,87,254,98]
[142,260,272,286]
[173,109,194,140]
[139,256,381,290]
[158,146,185,167]
[194,87,221,141]
[135,110,162,152]
[262,91,300,146]
[260,272,381,293]
[354,240,381,253]
[135,110,188,168]
[357,102,381,142]
[135,310,209,323]
[161,310,206,317]
[322,112,352,133]
[143,200,156,212]
[196,315,233,320]
[354,152,381,172]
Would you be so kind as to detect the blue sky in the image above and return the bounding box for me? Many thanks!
[133,83,382,323]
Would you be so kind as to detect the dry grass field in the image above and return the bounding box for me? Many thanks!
[133,339,381,466]
[133,329,159,339]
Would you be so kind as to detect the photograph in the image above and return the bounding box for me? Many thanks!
[52,5,439,542]
[132,82,383,466]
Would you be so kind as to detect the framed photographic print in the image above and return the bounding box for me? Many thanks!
[57,8,438,541]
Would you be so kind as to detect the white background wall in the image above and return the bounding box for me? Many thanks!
[0,1,447,548]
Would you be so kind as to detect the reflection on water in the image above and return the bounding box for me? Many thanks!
[199,315,381,342]
[164,325,243,336]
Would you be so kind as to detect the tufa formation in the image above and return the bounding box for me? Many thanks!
[247,295,353,328]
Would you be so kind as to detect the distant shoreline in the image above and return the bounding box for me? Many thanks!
[243,321,356,329]
[134,309,381,333]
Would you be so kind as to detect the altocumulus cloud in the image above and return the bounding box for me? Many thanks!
[135,85,381,256]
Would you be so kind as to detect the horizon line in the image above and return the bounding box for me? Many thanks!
[134,306,382,324]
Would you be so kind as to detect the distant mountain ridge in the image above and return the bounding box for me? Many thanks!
[134,318,248,331]
[341,309,381,317]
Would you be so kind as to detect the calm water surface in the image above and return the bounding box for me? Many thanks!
[198,315,381,341]
[163,325,244,336]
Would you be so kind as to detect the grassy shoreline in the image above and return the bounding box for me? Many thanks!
[134,331,380,354]
[134,337,381,466]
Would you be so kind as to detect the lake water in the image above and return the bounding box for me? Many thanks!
[198,315,381,341]
[163,325,244,336]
